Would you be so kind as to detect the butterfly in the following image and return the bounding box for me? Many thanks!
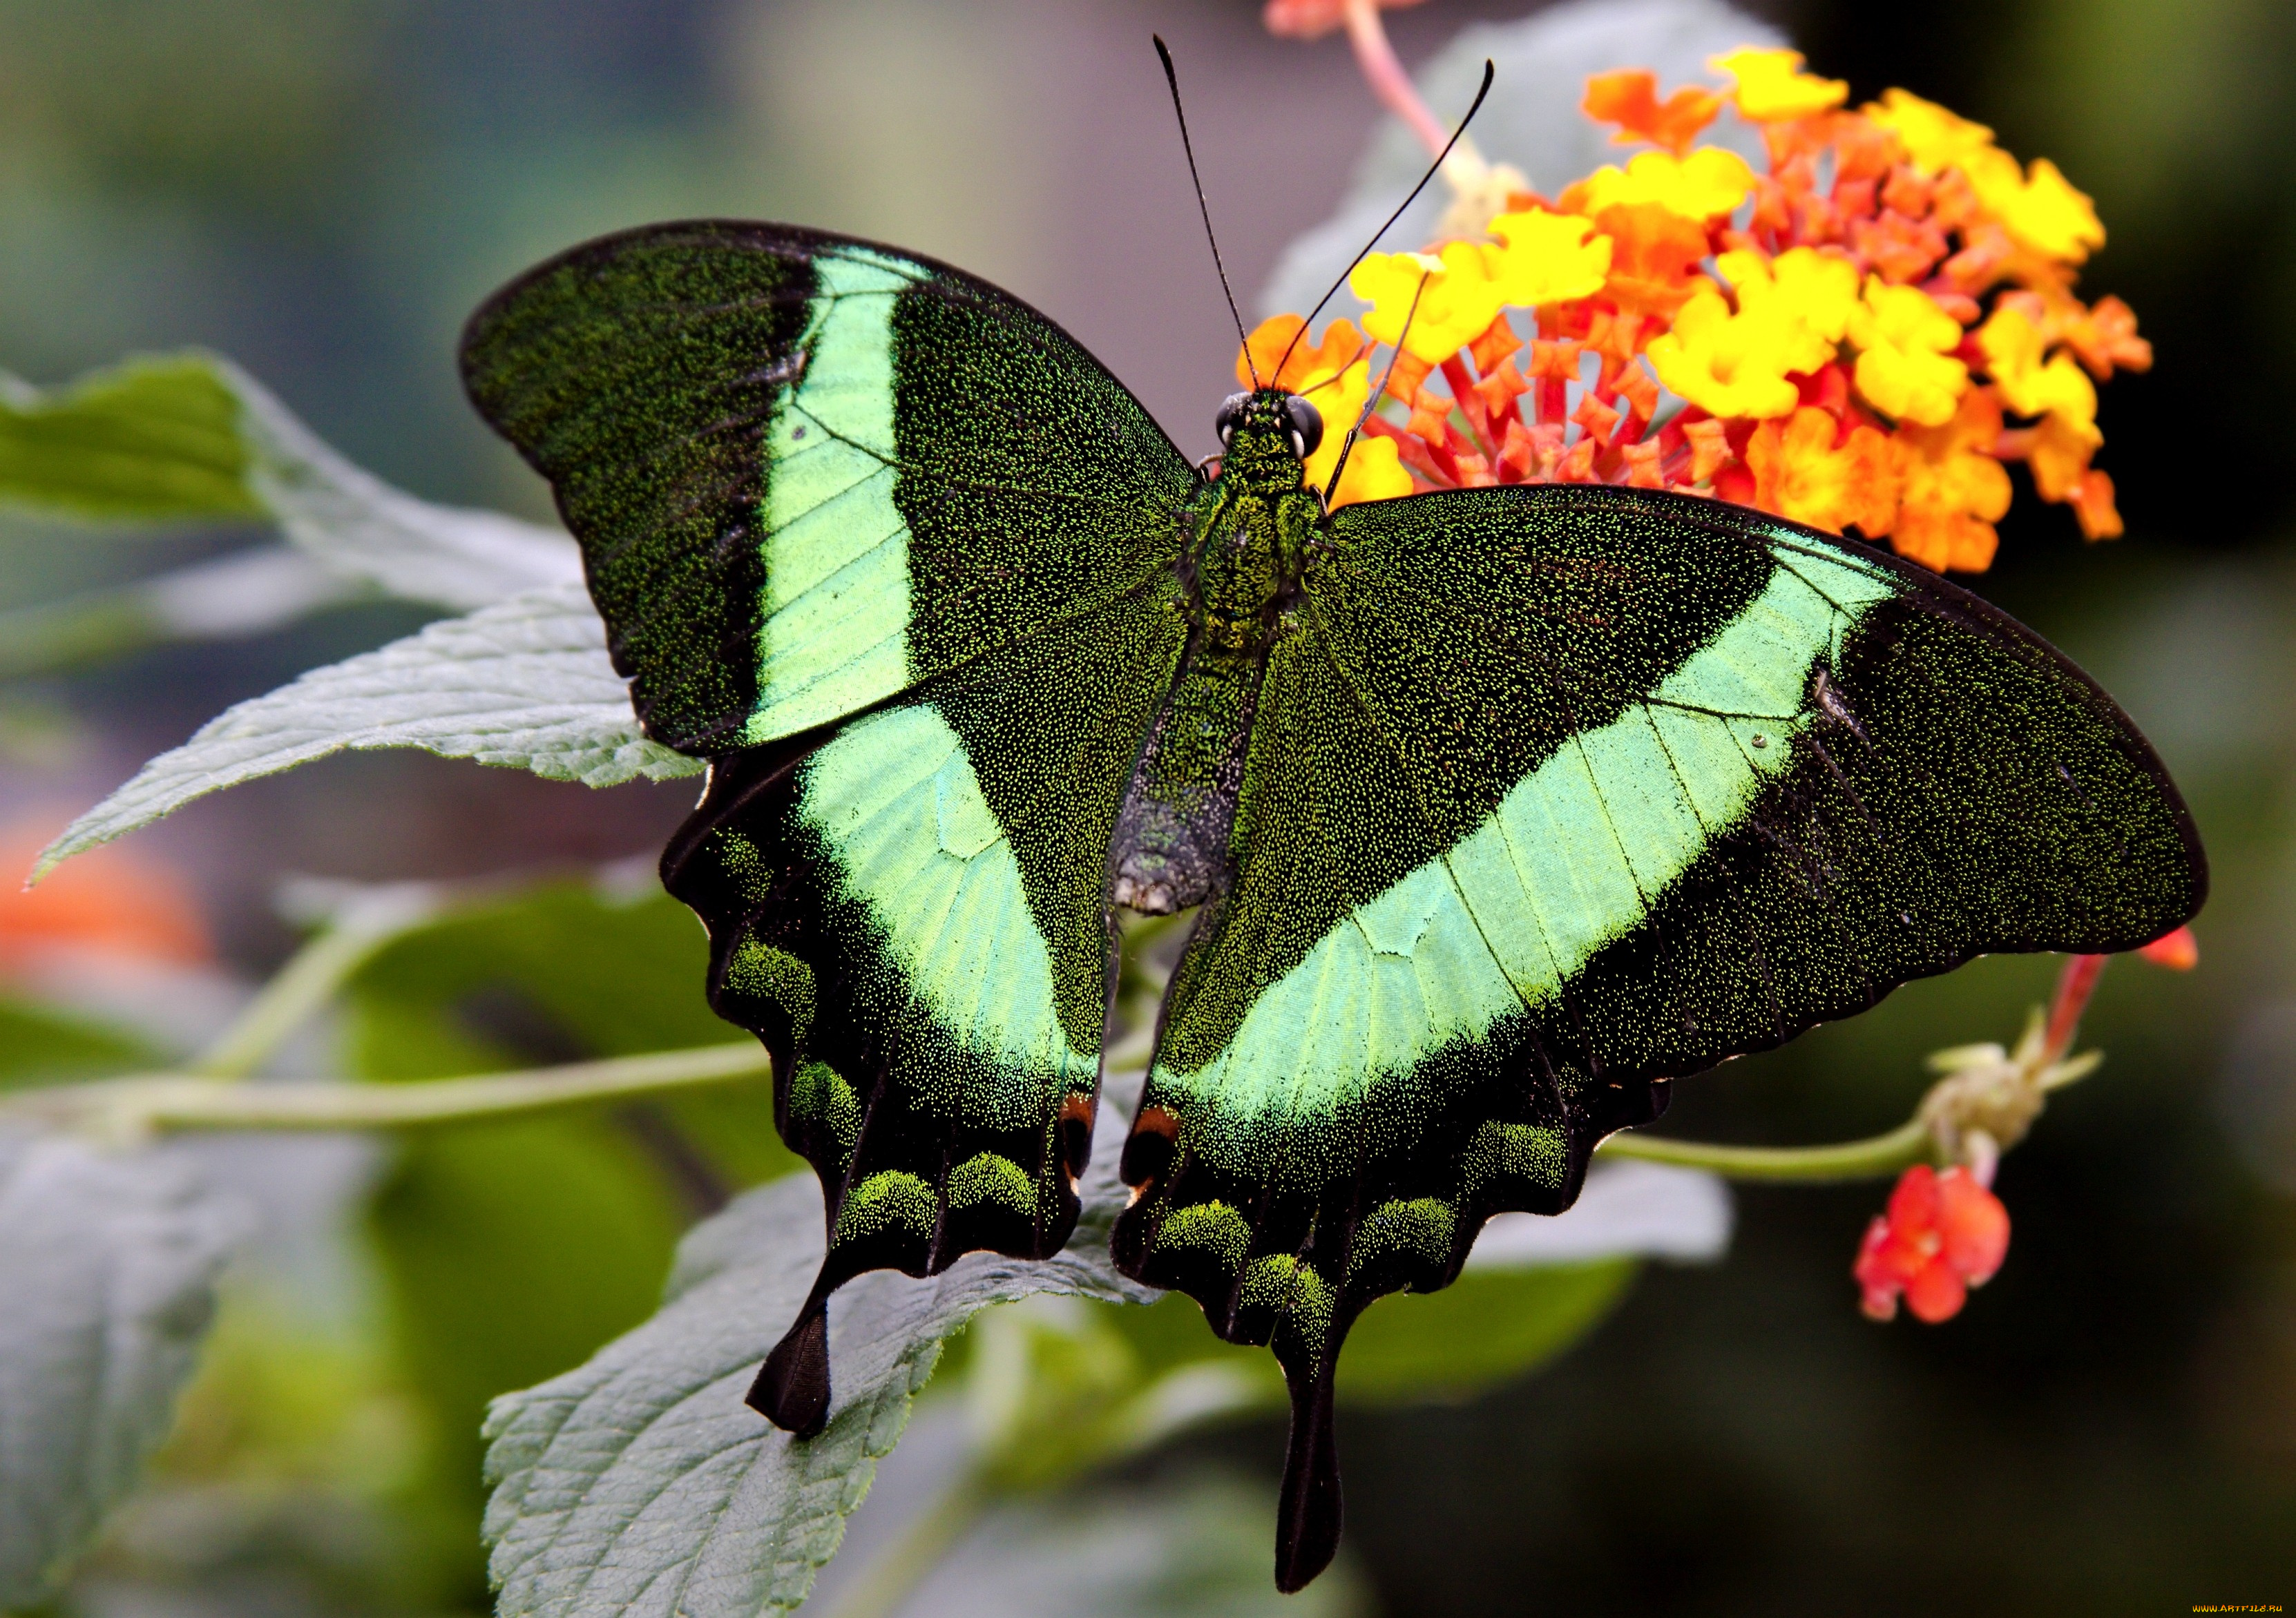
[459,218,2204,1590]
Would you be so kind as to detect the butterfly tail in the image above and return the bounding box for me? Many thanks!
[749,1282,834,1437]
[1274,1350,1344,1592]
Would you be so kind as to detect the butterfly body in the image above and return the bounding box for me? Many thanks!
[461,220,2204,1591]
[1114,389,1319,913]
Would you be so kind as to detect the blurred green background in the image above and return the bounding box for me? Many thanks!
[1,0,2291,1612]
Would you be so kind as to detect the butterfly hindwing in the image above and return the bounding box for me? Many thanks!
[461,220,1196,752]
[1114,484,2203,1583]
[664,580,1189,1429]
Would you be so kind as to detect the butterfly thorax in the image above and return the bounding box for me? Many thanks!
[1109,401,1322,916]
[1187,391,1321,651]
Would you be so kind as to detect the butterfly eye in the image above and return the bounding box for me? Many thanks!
[1215,391,1252,447]
[1283,394,1323,459]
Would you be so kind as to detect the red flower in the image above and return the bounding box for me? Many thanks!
[1854,1164,2010,1323]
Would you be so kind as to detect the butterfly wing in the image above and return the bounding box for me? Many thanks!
[461,220,1196,751]
[463,222,1199,1429]
[1114,483,2203,1588]
[665,581,1185,1429]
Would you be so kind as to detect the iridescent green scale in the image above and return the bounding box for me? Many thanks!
[461,220,2205,1591]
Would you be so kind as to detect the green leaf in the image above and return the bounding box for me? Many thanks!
[336,884,749,1606]
[35,582,698,878]
[345,872,792,1188]
[1332,1261,1633,1404]
[481,1152,1154,1618]
[1,353,579,610]
[0,993,160,1087]
[0,550,361,680]
[0,357,262,521]
[222,356,580,611]
[0,1134,245,1607]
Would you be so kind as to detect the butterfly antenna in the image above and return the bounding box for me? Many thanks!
[1155,35,1258,388]
[1275,58,1496,383]
[1321,269,1429,509]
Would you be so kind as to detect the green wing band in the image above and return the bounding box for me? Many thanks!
[664,581,1187,1431]
[1116,488,2204,1578]
[462,221,1195,752]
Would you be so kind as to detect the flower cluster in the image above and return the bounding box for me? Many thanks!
[1854,1164,2010,1322]
[1854,929,2195,1325]
[1243,48,2147,572]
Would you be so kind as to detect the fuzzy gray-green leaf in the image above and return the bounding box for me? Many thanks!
[37,581,696,878]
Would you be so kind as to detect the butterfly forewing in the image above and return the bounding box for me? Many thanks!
[460,221,1196,753]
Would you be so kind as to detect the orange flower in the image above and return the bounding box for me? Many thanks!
[1238,313,1366,394]
[2022,411,2105,503]
[0,818,211,974]
[1582,68,1721,155]
[1263,37,2140,571]
[1710,47,1848,122]
[1745,405,1904,536]
[1890,387,2011,572]
[1591,203,1713,318]
[1855,1164,2011,1323]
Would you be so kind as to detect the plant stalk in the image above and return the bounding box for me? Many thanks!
[1596,1116,1931,1182]
[6,1041,770,1139]
[186,894,441,1077]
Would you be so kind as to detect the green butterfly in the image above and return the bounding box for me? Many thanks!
[460,220,2203,1590]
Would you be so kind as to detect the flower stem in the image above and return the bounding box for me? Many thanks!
[2043,953,2107,1064]
[6,1041,770,1139]
[1342,0,1487,186]
[186,889,446,1078]
[1596,1116,1931,1182]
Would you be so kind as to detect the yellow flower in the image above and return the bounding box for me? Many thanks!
[1846,278,1969,426]
[1710,48,1848,120]
[1868,90,2103,262]
[1975,306,2098,432]
[1326,432,1413,508]
[1983,157,2105,262]
[1644,247,1855,419]
[1867,88,1997,176]
[1567,148,1755,222]
[1294,356,1372,492]
[1646,285,1799,419]
[1352,244,1504,363]
[1719,246,1859,373]
[1485,209,1613,307]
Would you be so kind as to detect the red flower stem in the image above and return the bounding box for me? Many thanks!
[1439,356,1496,459]
[1342,0,1453,162]
[2043,953,2108,1065]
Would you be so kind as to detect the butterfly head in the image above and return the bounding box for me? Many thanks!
[1214,389,1321,488]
